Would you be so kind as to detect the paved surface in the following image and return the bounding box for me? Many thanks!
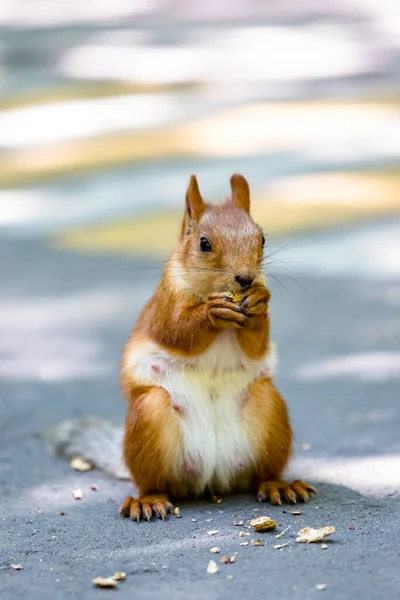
[1,218,400,599]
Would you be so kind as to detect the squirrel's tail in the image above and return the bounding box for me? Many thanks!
[41,416,130,480]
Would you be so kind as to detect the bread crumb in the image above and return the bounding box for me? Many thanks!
[296,526,335,543]
[207,560,219,574]
[250,517,277,532]
[220,555,235,564]
[275,525,291,539]
[274,542,290,550]
[239,531,250,538]
[93,577,117,588]
[70,457,93,472]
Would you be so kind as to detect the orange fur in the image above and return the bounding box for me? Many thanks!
[123,386,181,497]
[236,284,271,360]
[119,174,316,520]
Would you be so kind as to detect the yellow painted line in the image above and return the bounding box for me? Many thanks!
[1,90,397,113]
[1,100,398,189]
[0,81,195,112]
[0,128,190,188]
[56,172,400,258]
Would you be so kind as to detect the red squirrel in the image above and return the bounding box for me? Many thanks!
[118,174,316,521]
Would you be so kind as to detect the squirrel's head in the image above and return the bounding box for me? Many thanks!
[171,174,265,298]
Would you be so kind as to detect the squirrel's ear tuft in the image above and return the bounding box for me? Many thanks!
[230,174,250,213]
[185,175,205,221]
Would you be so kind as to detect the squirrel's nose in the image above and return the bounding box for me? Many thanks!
[235,274,254,290]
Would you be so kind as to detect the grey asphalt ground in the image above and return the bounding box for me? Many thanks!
[1,217,400,600]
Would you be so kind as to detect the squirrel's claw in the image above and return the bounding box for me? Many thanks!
[119,495,174,522]
[257,480,317,506]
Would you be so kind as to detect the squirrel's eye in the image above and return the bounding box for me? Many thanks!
[200,237,212,252]
[262,235,265,248]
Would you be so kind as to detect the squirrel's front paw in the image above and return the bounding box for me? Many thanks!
[240,283,270,317]
[207,292,248,329]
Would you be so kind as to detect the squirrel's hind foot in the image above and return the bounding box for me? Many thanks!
[119,494,174,522]
[257,479,317,505]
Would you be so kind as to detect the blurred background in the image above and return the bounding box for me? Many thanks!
[0,0,399,253]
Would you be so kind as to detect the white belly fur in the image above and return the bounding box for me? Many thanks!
[124,331,277,492]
